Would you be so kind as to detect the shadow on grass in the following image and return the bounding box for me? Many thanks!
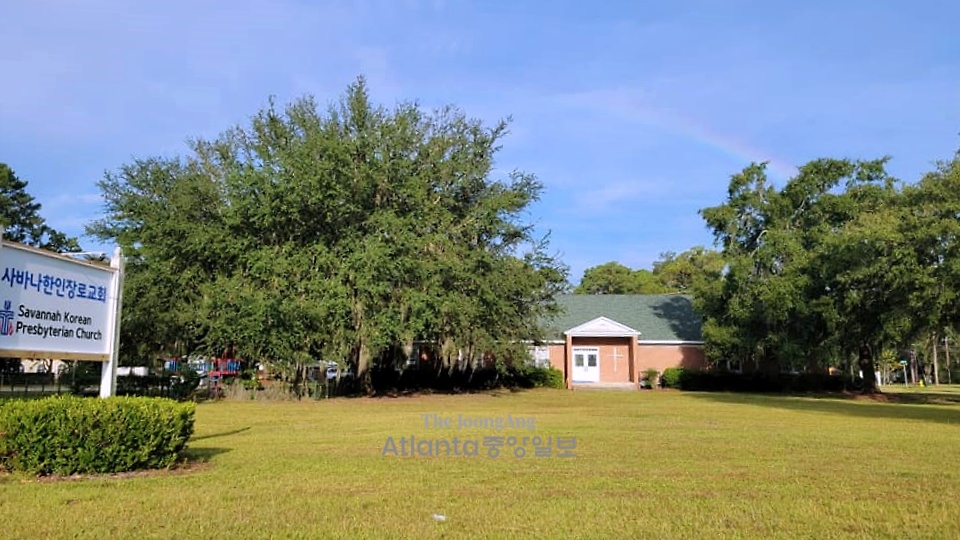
[2,446,234,483]
[874,390,960,406]
[190,426,251,441]
[686,391,960,426]
[181,446,231,464]
[365,387,533,399]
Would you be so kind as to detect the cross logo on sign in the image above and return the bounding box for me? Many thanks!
[0,300,15,336]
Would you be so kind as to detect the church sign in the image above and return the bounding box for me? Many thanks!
[0,238,124,397]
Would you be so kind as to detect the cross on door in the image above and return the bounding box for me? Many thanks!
[611,348,623,372]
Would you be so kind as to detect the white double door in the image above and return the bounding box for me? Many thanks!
[572,347,600,383]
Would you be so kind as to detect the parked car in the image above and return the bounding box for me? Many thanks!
[326,364,354,381]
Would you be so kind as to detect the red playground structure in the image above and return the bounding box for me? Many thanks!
[208,346,243,396]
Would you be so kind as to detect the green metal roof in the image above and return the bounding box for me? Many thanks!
[542,294,703,342]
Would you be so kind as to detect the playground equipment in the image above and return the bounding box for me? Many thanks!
[161,347,244,398]
[207,346,243,398]
[162,357,210,378]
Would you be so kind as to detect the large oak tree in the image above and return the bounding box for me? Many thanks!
[87,78,567,393]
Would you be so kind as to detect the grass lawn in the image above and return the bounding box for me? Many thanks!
[3,388,960,539]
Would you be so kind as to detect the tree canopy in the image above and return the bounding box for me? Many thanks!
[87,78,567,392]
[574,247,723,295]
[695,149,960,392]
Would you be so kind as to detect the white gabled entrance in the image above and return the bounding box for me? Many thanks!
[563,316,641,389]
[572,346,600,383]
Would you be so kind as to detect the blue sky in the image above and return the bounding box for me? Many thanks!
[2,0,958,283]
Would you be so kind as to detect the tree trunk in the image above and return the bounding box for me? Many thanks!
[910,350,918,385]
[357,339,373,394]
[858,343,879,394]
[946,335,952,385]
[840,347,853,379]
[352,296,373,395]
[442,337,458,376]
[293,362,305,400]
[932,331,940,385]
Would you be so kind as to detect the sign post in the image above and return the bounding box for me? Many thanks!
[100,246,124,398]
[0,236,123,397]
[900,359,908,387]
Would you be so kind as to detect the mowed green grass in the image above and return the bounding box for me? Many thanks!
[3,388,960,539]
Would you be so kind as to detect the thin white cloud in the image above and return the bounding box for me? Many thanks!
[43,193,103,209]
[550,88,800,182]
[567,175,723,214]
[576,180,663,212]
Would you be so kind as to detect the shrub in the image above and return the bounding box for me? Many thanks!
[640,368,659,389]
[366,360,564,395]
[673,370,857,393]
[169,367,202,400]
[0,395,195,476]
[493,364,565,390]
[526,366,565,389]
[661,367,685,388]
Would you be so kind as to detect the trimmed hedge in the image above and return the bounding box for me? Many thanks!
[661,368,859,393]
[661,367,685,388]
[525,366,565,389]
[499,365,565,389]
[0,395,195,476]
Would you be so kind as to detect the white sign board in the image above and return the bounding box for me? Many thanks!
[0,239,124,397]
